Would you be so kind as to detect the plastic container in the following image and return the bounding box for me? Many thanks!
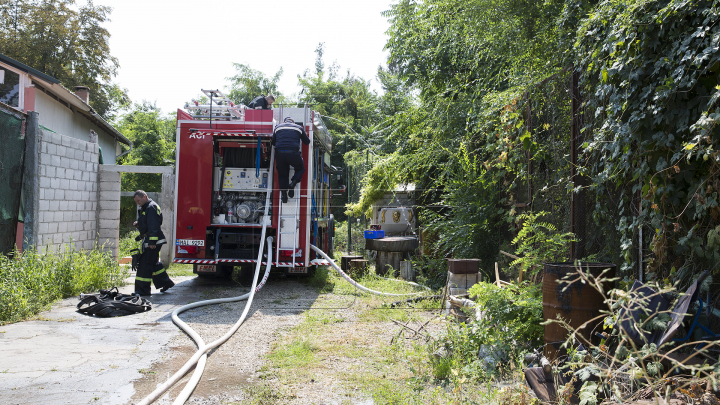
[364,230,385,239]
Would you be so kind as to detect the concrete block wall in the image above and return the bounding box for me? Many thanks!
[36,130,99,250]
[97,167,121,258]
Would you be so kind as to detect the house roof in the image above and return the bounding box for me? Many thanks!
[0,53,132,147]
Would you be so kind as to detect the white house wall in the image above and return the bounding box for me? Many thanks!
[34,90,117,164]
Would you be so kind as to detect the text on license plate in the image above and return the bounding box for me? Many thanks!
[176,239,204,246]
[197,264,216,273]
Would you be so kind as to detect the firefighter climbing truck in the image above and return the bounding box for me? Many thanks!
[172,90,334,276]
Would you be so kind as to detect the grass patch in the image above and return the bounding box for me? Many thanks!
[167,263,194,277]
[304,311,344,325]
[304,265,333,291]
[0,245,129,325]
[240,382,295,404]
[266,337,317,369]
[257,265,515,404]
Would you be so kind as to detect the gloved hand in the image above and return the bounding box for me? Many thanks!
[135,234,143,242]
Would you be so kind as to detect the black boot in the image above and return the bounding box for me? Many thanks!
[288,179,298,198]
[281,190,288,203]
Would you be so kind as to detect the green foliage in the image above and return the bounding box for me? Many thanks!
[575,0,720,279]
[410,256,447,290]
[332,220,366,255]
[377,0,720,281]
[0,0,129,119]
[467,282,544,349]
[226,63,283,106]
[422,144,504,268]
[118,229,139,258]
[0,245,129,324]
[115,102,176,192]
[384,0,568,99]
[511,211,577,276]
[426,282,543,383]
[297,44,415,221]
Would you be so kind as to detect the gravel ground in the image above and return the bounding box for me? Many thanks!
[128,274,445,405]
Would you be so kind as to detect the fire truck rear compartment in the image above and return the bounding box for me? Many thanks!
[211,230,264,259]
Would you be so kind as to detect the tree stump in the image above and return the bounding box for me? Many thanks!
[349,259,368,277]
[341,255,363,271]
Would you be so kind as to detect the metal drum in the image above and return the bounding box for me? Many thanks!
[543,262,616,359]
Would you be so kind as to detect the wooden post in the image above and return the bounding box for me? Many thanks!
[349,259,368,277]
[341,255,363,271]
[495,262,501,288]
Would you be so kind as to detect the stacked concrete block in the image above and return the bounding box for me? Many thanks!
[97,167,121,258]
[35,131,99,251]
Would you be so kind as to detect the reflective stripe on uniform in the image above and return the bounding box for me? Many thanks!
[153,268,167,276]
[149,237,158,240]
[136,276,152,282]
[143,238,166,248]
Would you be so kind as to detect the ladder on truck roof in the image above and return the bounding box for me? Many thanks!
[184,89,245,120]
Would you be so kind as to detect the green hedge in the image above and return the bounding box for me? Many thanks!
[0,246,129,324]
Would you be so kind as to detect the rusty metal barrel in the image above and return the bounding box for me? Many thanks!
[543,262,616,359]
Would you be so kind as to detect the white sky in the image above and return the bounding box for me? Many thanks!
[96,0,394,115]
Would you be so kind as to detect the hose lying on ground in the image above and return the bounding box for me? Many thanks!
[309,244,427,297]
[138,234,272,405]
[170,236,274,405]
[141,242,427,404]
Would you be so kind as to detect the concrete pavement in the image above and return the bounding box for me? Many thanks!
[0,276,202,405]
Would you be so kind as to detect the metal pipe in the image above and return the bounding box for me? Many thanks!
[115,140,134,161]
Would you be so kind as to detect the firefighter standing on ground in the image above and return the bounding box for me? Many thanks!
[273,117,310,203]
[133,190,174,296]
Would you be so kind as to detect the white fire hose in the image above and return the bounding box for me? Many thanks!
[140,245,426,404]
[309,244,425,297]
[138,234,272,405]
[170,236,274,405]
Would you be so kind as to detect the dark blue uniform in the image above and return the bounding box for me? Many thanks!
[134,199,174,296]
[248,95,272,109]
[272,119,310,202]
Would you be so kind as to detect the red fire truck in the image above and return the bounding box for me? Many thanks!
[172,90,334,277]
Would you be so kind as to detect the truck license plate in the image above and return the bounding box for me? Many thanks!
[197,264,216,273]
[176,239,205,246]
[287,267,307,274]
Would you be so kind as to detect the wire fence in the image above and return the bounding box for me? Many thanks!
[0,106,26,255]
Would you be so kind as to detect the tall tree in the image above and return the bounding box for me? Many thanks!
[0,0,129,119]
[226,63,283,106]
[384,0,567,100]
